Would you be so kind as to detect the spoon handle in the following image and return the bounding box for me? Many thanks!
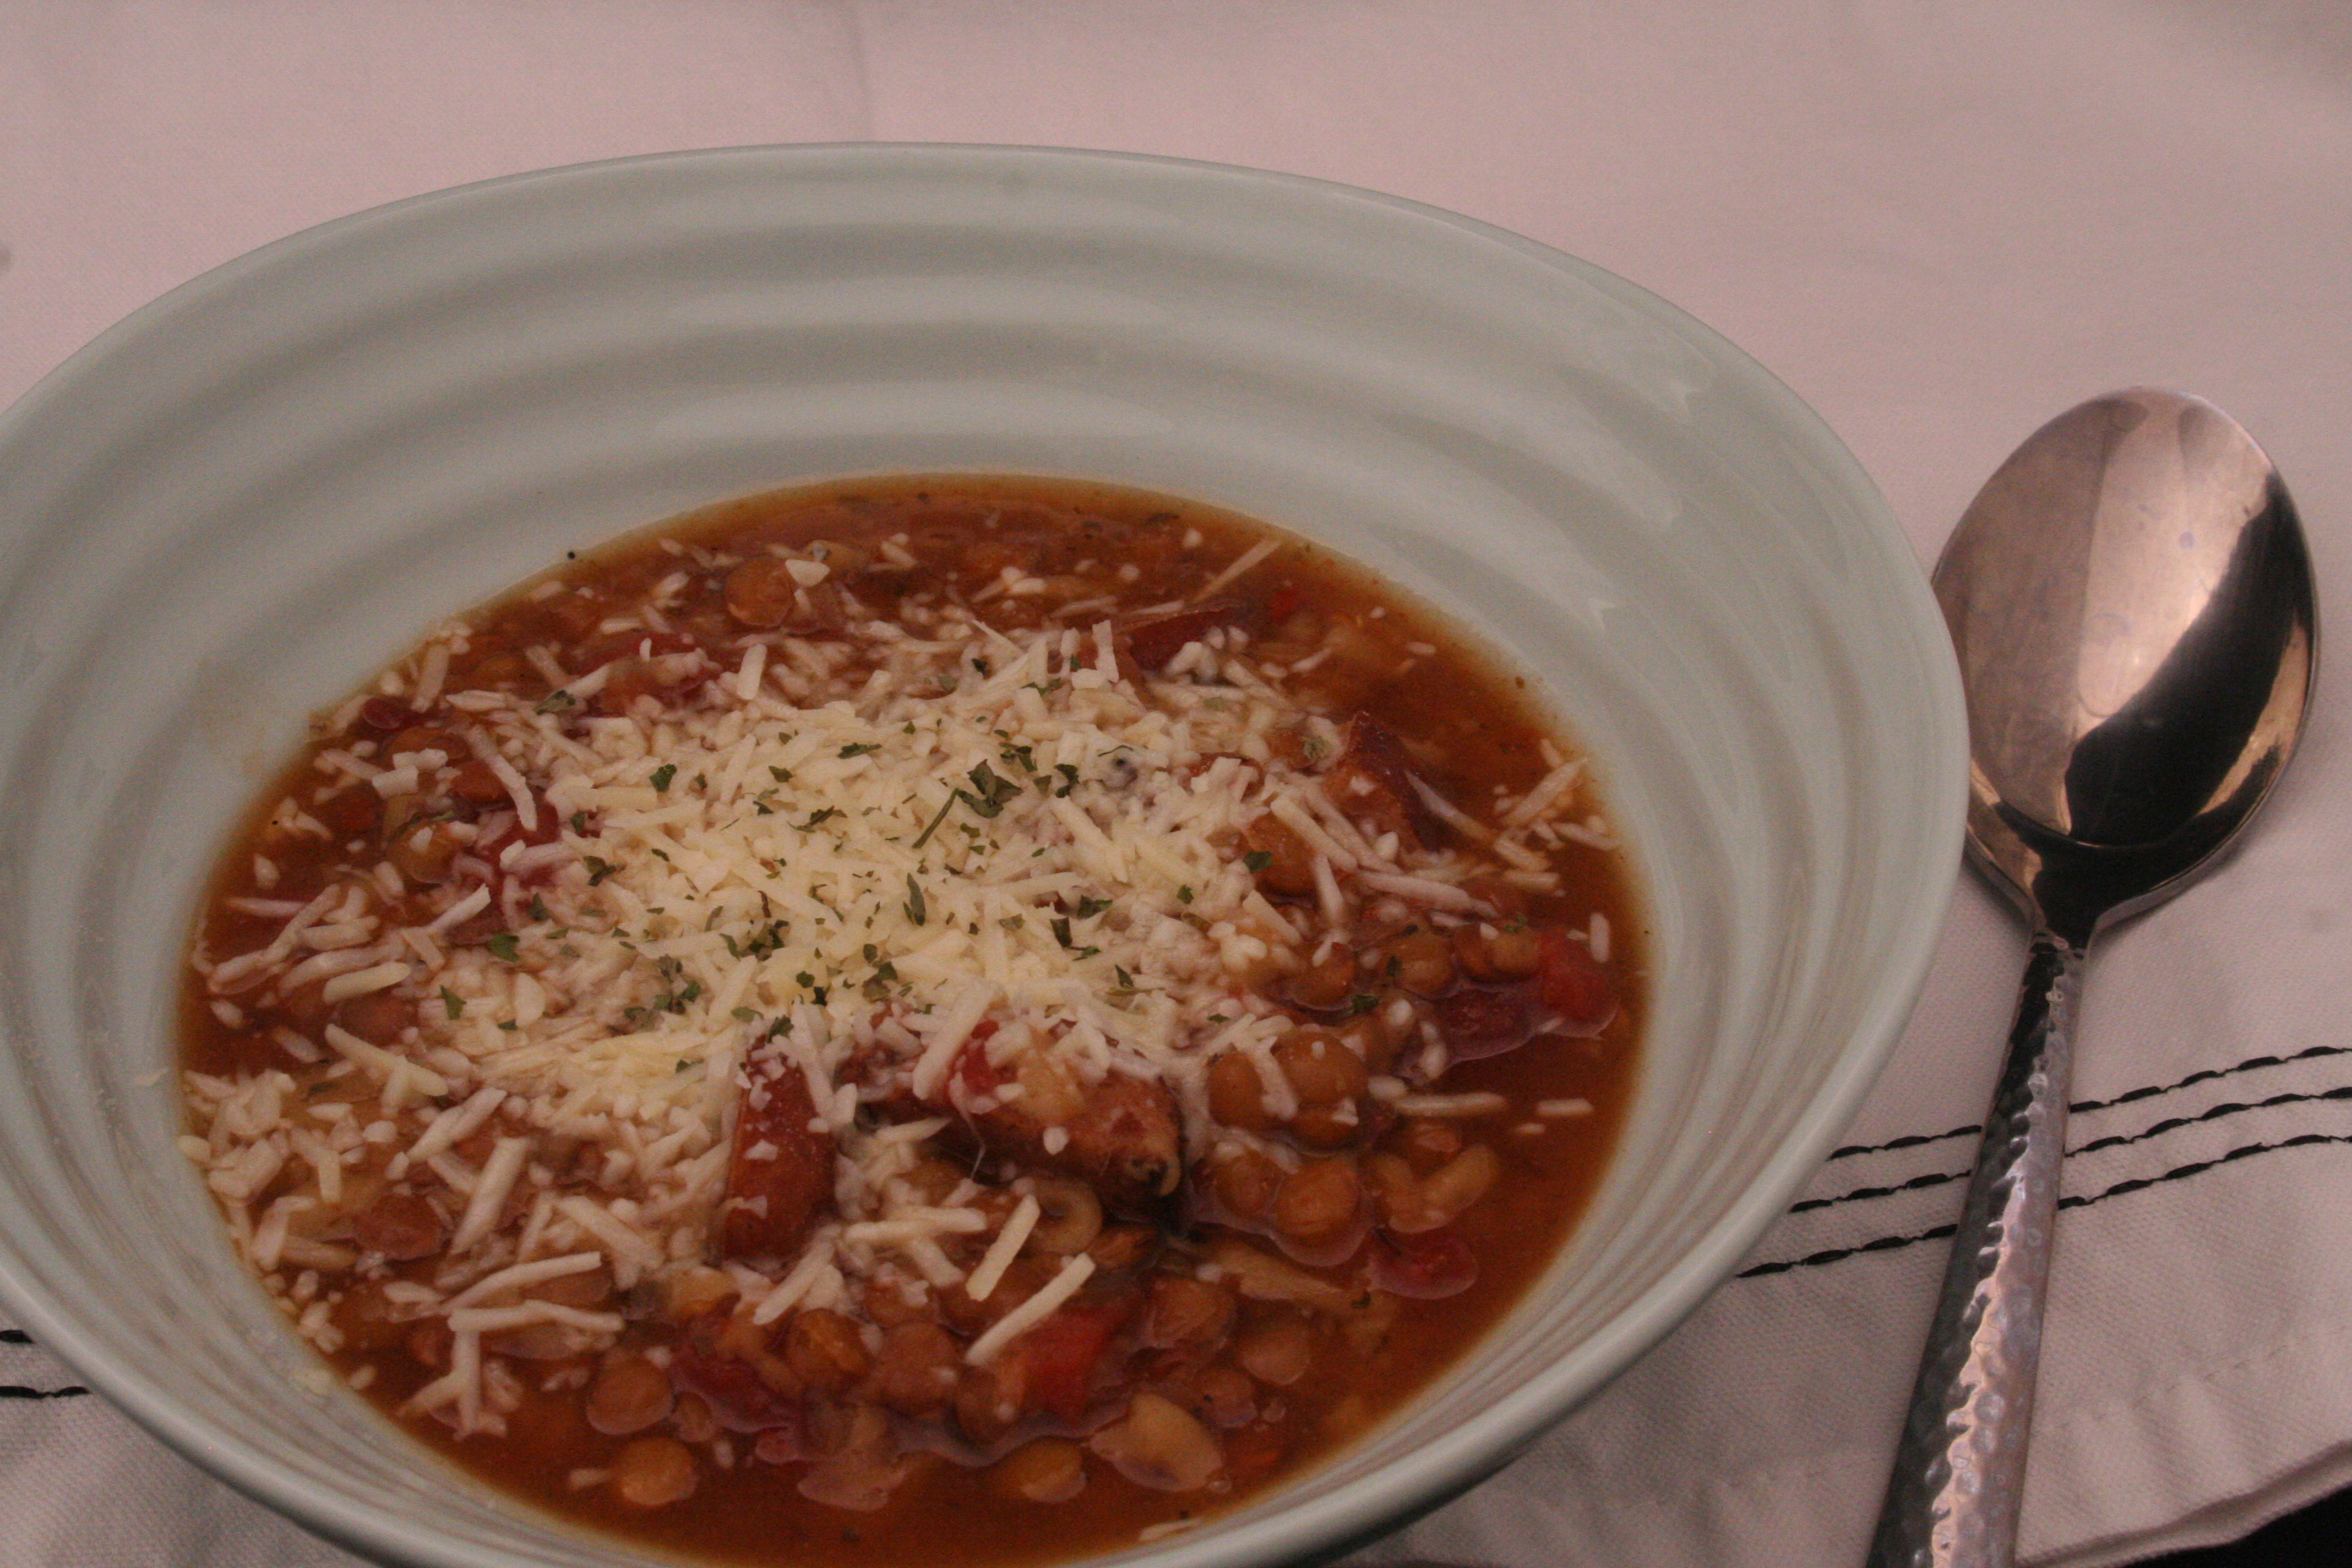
[1865,930,2084,1568]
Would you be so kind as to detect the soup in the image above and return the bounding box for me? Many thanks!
[178,478,1641,1565]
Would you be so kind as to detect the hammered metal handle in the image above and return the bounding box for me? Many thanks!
[1866,930,2083,1568]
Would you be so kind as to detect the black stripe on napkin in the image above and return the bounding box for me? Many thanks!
[1825,1042,2352,1162]
[1738,1128,2352,1278]
[0,1327,84,1396]
[1793,1083,2352,1218]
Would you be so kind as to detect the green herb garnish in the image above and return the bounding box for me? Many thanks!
[911,791,958,849]
[954,761,1024,819]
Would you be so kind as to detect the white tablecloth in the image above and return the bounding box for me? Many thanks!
[3,4,2349,1565]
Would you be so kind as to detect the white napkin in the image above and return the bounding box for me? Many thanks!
[4,3,2350,1567]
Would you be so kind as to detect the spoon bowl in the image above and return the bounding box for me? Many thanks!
[1940,389,2315,943]
[1868,389,2317,1567]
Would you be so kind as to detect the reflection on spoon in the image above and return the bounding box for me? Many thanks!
[1865,390,2316,1568]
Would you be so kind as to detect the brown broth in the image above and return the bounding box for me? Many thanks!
[180,476,1643,1567]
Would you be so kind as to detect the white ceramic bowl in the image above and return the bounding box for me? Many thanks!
[0,146,1963,1567]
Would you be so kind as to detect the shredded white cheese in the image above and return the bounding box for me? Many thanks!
[964,1253,1096,1366]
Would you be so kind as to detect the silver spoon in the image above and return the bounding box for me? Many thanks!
[1865,389,2317,1568]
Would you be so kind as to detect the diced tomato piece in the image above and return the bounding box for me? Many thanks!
[719,1049,835,1261]
[949,1021,1006,1104]
[751,1424,807,1465]
[913,1019,1005,1114]
[436,882,504,946]
[672,1313,800,1433]
[523,789,565,844]
[449,759,512,806]
[1371,1229,1478,1299]
[477,789,560,847]
[1021,1296,1134,1422]
[1534,929,1614,1031]
[1433,985,1536,1061]
[472,790,566,885]
[1222,1422,1289,1483]
[1326,715,1439,847]
[1262,584,1303,623]
[1122,605,1239,672]
[313,786,383,836]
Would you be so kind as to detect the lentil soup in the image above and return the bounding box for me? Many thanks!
[179,477,1642,1566]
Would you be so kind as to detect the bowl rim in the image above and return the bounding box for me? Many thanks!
[0,140,1966,1568]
